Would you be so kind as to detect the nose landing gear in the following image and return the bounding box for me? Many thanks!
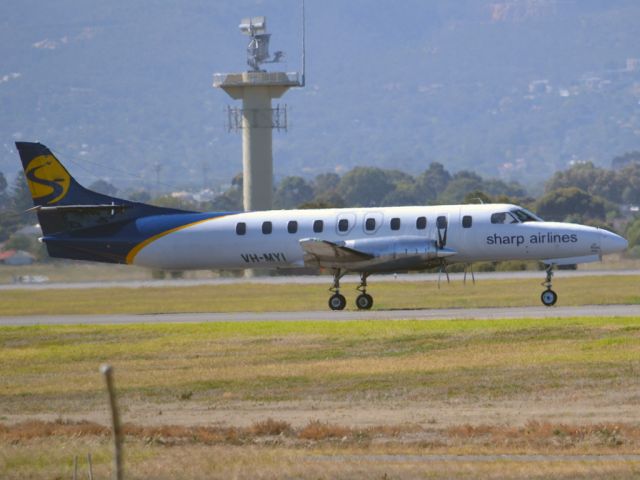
[540,265,558,306]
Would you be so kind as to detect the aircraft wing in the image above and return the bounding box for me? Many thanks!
[299,238,374,268]
[299,236,455,272]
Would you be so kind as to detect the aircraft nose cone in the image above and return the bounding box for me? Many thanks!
[600,230,628,254]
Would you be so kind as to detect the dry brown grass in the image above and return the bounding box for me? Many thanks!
[0,418,109,442]
[250,418,292,436]
[4,426,640,480]
[447,420,640,450]
[298,420,352,440]
[3,419,640,453]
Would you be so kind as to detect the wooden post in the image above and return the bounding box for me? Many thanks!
[72,455,77,480]
[101,364,123,480]
[87,453,94,480]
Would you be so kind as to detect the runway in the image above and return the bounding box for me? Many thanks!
[1,304,638,326]
[2,269,639,291]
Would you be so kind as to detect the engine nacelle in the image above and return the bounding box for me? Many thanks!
[344,236,455,260]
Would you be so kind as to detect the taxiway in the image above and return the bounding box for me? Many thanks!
[1,304,638,326]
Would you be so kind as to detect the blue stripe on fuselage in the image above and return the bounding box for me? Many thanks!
[43,212,236,264]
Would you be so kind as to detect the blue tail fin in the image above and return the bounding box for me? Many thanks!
[16,142,127,208]
[15,142,210,263]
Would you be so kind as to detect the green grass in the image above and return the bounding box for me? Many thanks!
[0,275,639,315]
[1,316,639,410]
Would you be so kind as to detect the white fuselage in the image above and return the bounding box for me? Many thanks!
[130,204,626,271]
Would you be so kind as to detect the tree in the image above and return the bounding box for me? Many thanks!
[312,173,341,198]
[0,172,19,241]
[436,171,483,204]
[3,234,33,251]
[337,167,395,207]
[89,179,118,196]
[127,189,152,203]
[414,162,451,203]
[482,179,527,198]
[273,176,314,209]
[0,171,7,197]
[231,173,243,188]
[612,151,640,170]
[625,216,640,249]
[11,171,33,212]
[535,187,606,222]
[300,191,345,209]
[381,185,420,206]
[544,162,624,204]
[208,189,242,211]
[150,194,197,210]
[463,190,492,204]
[620,164,640,205]
[298,197,344,209]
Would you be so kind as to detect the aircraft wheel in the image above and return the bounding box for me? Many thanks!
[356,293,373,310]
[329,293,347,311]
[541,289,557,307]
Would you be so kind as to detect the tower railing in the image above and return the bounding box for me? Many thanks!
[213,72,301,87]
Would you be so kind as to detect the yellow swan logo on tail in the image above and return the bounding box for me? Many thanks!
[25,155,71,204]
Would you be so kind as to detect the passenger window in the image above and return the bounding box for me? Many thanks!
[236,222,246,235]
[491,212,506,224]
[262,221,272,234]
[436,216,447,229]
[365,218,376,231]
[287,220,298,234]
[313,220,324,233]
[390,218,401,231]
[462,215,472,228]
[338,218,349,232]
[416,216,427,230]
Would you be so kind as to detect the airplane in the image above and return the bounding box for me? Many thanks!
[15,141,629,310]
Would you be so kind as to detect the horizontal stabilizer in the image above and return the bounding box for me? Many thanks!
[26,204,132,213]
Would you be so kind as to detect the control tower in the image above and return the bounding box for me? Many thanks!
[214,16,304,211]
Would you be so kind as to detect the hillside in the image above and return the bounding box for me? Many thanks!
[1,0,639,193]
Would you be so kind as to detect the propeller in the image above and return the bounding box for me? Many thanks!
[436,215,448,249]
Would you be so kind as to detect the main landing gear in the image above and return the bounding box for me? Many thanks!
[355,273,373,310]
[328,270,374,311]
[540,264,558,307]
[328,269,347,310]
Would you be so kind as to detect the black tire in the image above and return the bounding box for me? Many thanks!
[329,293,347,311]
[356,293,373,310]
[540,289,558,307]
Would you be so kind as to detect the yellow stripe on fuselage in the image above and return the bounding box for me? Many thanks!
[125,217,222,265]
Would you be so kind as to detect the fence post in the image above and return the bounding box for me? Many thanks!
[87,453,94,480]
[101,364,123,480]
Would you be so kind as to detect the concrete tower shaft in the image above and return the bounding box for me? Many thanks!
[241,86,274,210]
[214,71,299,211]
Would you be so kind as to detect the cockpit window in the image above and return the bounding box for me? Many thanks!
[491,212,518,224]
[511,208,542,222]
